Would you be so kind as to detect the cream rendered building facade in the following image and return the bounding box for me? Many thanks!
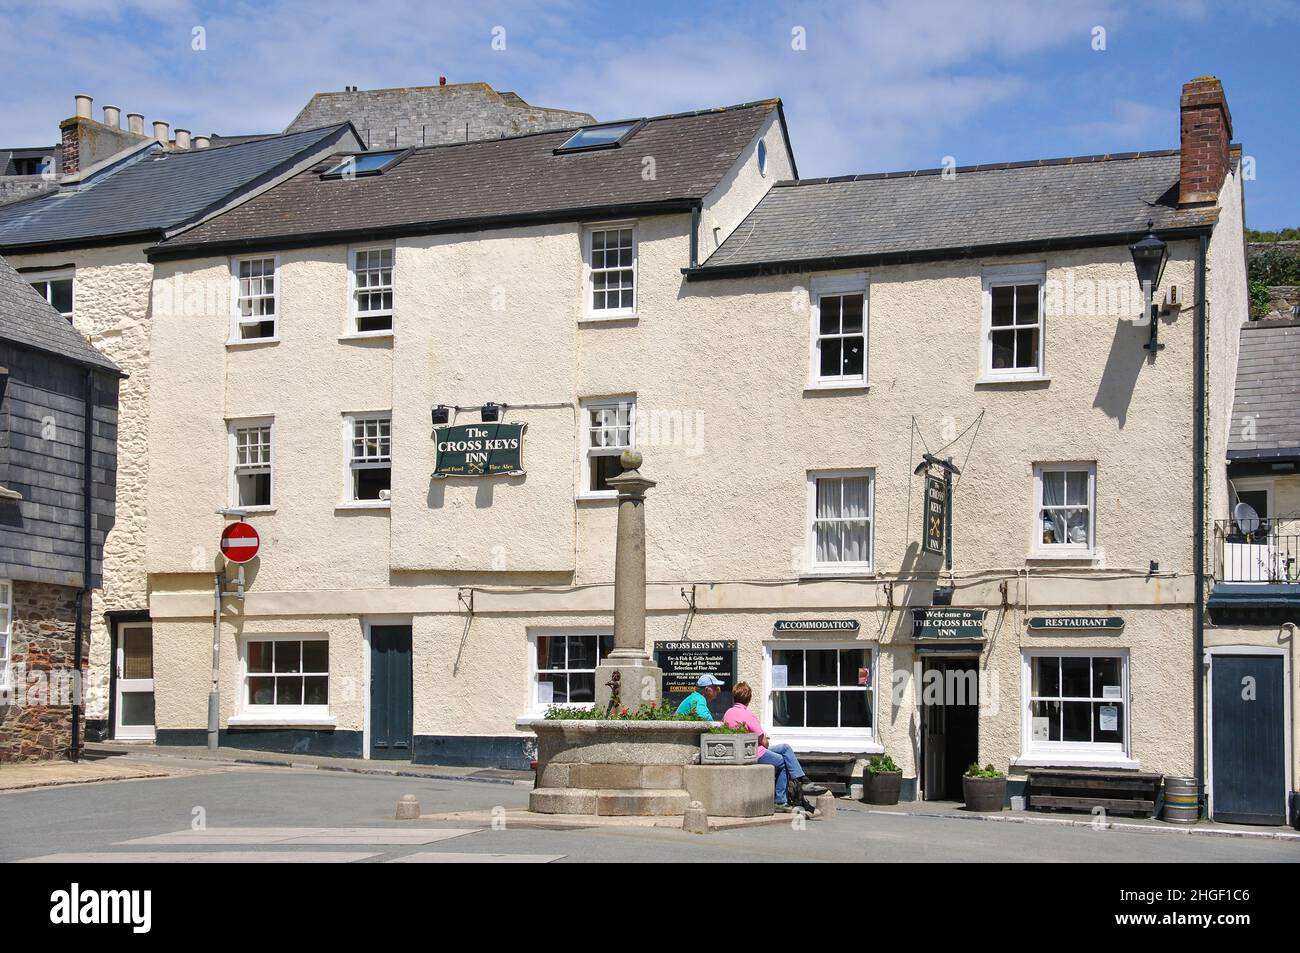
[141,98,1252,807]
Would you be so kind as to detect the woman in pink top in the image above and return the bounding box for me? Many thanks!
[723,682,826,811]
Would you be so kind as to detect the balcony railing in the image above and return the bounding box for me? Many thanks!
[1216,516,1300,584]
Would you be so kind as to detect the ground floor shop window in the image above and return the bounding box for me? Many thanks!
[1023,650,1128,759]
[242,638,330,716]
[530,630,613,710]
[765,643,875,749]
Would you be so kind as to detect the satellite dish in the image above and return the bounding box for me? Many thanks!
[1233,501,1261,534]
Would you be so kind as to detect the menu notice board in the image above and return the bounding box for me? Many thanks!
[653,640,737,720]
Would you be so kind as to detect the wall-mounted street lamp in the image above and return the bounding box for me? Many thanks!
[431,404,450,426]
[1129,220,1168,353]
[480,402,501,422]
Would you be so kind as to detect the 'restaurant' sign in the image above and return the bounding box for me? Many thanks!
[1027,616,1125,631]
[433,423,525,478]
[773,619,860,632]
[922,474,946,556]
[911,607,986,639]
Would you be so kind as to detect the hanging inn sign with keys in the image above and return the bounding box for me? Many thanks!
[433,423,526,477]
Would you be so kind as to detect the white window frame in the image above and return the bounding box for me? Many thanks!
[230,636,334,725]
[228,417,274,511]
[1016,649,1134,768]
[229,255,279,344]
[807,273,868,389]
[340,412,392,508]
[347,245,394,337]
[762,641,882,753]
[981,264,1046,381]
[525,628,614,716]
[0,579,11,691]
[805,468,875,575]
[579,397,636,500]
[1032,462,1097,557]
[26,267,75,320]
[582,222,637,319]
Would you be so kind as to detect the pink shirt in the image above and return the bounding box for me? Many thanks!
[723,703,766,757]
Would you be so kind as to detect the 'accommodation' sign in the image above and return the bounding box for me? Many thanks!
[433,423,525,477]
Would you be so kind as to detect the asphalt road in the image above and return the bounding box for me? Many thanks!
[1,757,1297,863]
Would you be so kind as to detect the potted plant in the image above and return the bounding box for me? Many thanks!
[700,724,759,765]
[862,754,903,805]
[962,762,1007,812]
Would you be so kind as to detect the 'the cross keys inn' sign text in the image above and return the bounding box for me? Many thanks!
[433,423,525,477]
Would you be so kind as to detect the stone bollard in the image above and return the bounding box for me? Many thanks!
[683,800,709,834]
[395,794,421,820]
[814,792,837,818]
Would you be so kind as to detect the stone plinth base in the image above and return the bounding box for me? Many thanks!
[593,659,663,711]
[529,787,691,816]
[685,764,776,818]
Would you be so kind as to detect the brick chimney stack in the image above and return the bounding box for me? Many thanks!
[1179,76,1233,206]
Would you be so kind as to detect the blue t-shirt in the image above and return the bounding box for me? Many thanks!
[676,691,712,720]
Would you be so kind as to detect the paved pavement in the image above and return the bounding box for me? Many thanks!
[1,750,1297,863]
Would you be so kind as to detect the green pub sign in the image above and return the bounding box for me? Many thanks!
[433,423,525,477]
[923,474,946,556]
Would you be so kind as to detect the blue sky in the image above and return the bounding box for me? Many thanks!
[1,0,1295,227]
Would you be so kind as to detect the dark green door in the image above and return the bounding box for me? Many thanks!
[370,625,413,760]
[1211,654,1286,825]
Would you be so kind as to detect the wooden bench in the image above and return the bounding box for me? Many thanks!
[794,752,857,796]
[1026,769,1162,817]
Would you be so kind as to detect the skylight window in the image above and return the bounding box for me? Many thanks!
[555,120,643,154]
[322,150,404,179]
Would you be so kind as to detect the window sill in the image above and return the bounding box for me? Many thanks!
[804,380,870,393]
[1010,754,1139,771]
[232,506,276,515]
[339,329,393,342]
[576,493,619,504]
[1027,549,1102,563]
[799,568,876,580]
[975,373,1050,386]
[579,312,638,325]
[336,501,391,511]
[227,337,280,348]
[767,732,881,755]
[228,715,337,728]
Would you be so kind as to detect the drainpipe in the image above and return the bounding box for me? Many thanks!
[71,368,95,762]
[689,203,701,270]
[1193,233,1208,802]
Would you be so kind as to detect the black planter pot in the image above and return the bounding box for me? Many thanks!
[863,770,903,805]
[962,776,1007,812]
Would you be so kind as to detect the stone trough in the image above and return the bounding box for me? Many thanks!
[526,719,775,818]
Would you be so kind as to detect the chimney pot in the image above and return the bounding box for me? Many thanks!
[74,94,93,119]
[127,112,145,135]
[102,105,121,128]
[153,120,170,144]
[1179,76,1234,206]
[174,128,191,149]
[194,135,211,149]
[439,76,446,86]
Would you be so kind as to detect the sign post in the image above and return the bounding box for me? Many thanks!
[210,520,257,751]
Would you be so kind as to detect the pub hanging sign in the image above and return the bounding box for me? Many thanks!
[433,422,525,477]
[922,474,946,556]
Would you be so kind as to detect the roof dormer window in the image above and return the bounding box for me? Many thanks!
[554,120,643,154]
[321,150,405,179]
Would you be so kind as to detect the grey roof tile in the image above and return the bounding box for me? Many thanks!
[0,125,355,251]
[1228,319,1300,458]
[153,102,778,255]
[0,255,119,372]
[697,152,1217,271]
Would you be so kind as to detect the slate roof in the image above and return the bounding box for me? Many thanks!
[150,101,782,258]
[693,151,1220,275]
[1227,319,1300,459]
[0,255,119,373]
[0,124,357,253]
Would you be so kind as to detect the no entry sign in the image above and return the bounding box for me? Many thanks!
[220,521,260,564]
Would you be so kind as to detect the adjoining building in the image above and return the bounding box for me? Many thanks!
[0,255,121,762]
[134,77,1273,822]
[1206,314,1299,825]
[0,110,364,741]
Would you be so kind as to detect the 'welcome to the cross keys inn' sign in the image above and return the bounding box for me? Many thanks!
[433,423,525,477]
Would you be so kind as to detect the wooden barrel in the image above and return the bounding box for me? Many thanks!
[1162,776,1201,824]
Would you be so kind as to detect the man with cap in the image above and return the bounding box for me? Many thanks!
[676,673,723,720]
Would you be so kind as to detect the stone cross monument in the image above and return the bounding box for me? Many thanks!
[594,449,663,711]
